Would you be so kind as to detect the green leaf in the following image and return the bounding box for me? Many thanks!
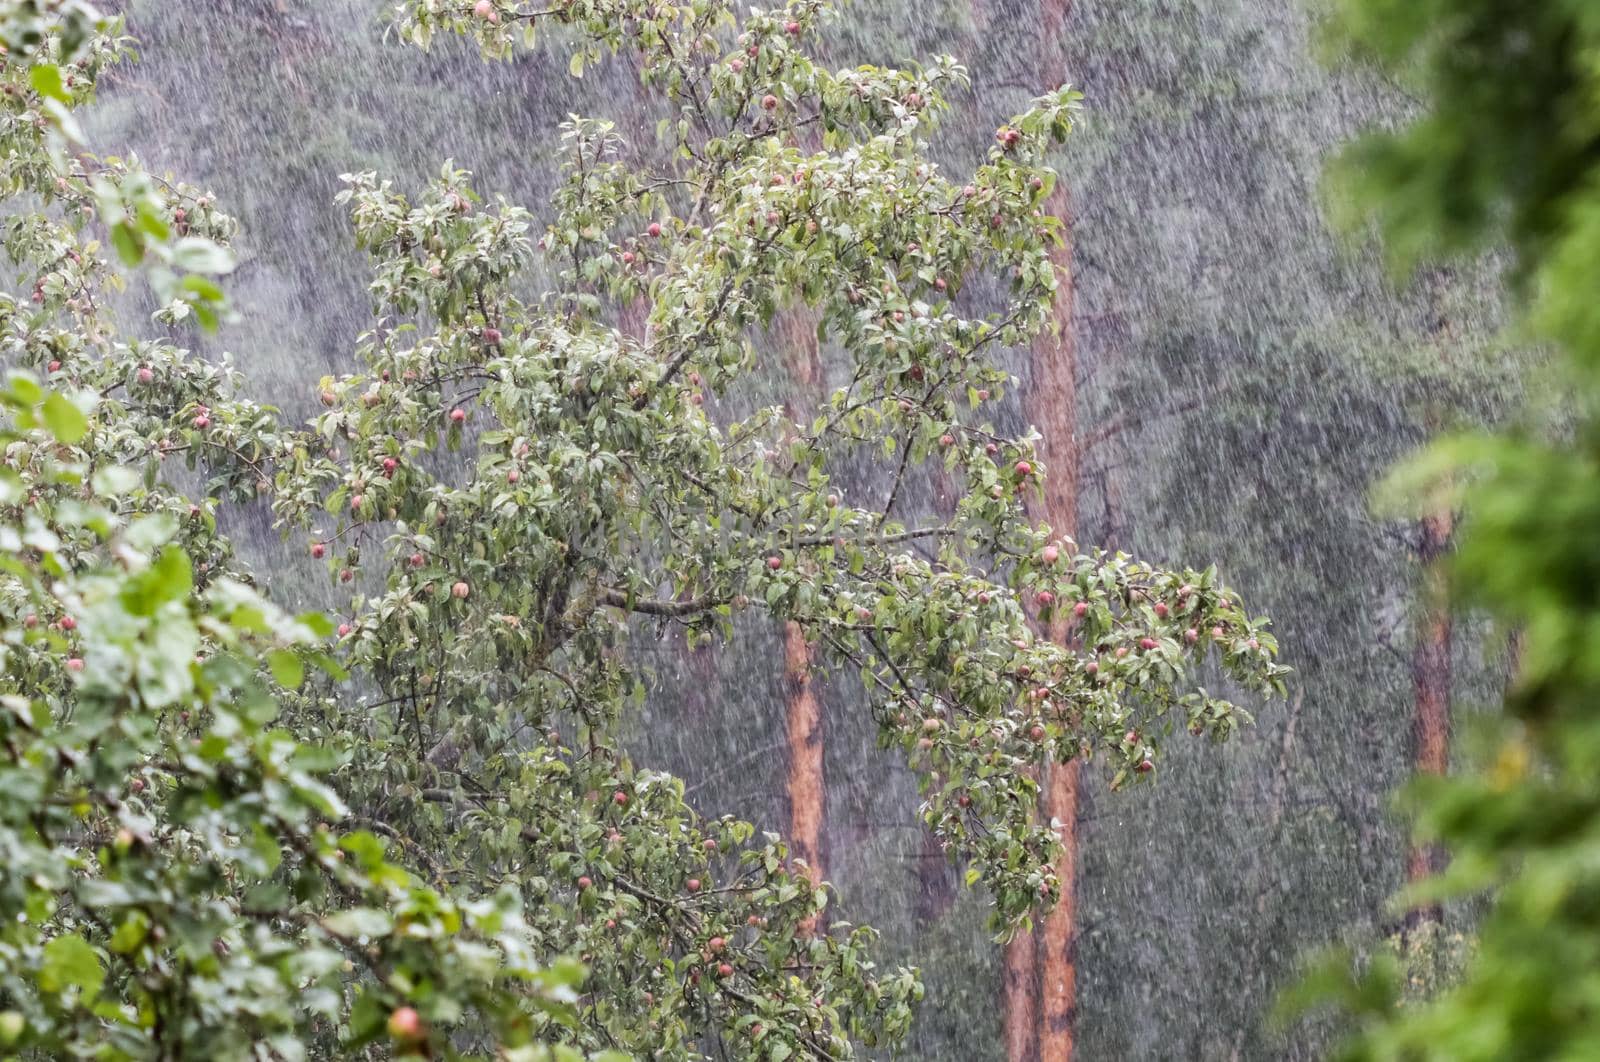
[30,64,69,102]
[41,392,88,443]
[40,935,104,1000]
[268,649,305,690]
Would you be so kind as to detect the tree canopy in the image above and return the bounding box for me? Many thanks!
[0,1,1286,1057]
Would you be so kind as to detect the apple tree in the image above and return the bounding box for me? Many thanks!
[260,0,1289,1055]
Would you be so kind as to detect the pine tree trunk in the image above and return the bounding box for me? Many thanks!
[1028,176,1081,1062]
[1405,508,1453,927]
[779,313,827,932]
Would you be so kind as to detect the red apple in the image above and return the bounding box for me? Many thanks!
[647,222,663,238]
[451,581,471,599]
[1184,628,1199,644]
[192,415,209,429]
[483,327,502,344]
[708,936,726,953]
[784,19,800,34]
[409,552,425,568]
[1140,637,1158,651]
[339,569,354,584]
[1036,590,1055,606]
[59,616,76,632]
[577,875,593,890]
[507,469,520,484]
[130,777,145,794]
[761,93,778,110]
[613,790,628,806]
[66,657,84,672]
[718,962,734,977]
[449,408,466,423]
[337,623,351,637]
[387,1006,424,1042]
[137,366,154,384]
[1014,460,1032,477]
[939,433,954,447]
[1042,545,1060,565]
[767,555,783,571]
[686,878,702,893]
[1136,759,1154,773]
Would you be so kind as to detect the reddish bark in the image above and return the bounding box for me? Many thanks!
[779,312,827,932]
[1405,508,1453,927]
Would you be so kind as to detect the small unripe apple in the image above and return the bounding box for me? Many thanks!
[449,408,466,423]
[893,310,905,323]
[1030,176,1044,191]
[320,389,337,406]
[1115,646,1129,658]
[1211,625,1225,640]
[1248,638,1260,650]
[922,717,942,733]
[451,581,470,599]
[761,93,778,110]
[1084,661,1098,676]
[855,606,872,622]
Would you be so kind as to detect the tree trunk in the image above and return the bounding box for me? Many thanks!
[779,312,827,933]
[1405,507,1453,928]
[1027,176,1081,1062]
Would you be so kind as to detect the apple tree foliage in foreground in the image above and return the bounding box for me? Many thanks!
[0,0,1286,1057]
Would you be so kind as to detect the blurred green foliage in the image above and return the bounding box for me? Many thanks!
[1300,2,1600,1058]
